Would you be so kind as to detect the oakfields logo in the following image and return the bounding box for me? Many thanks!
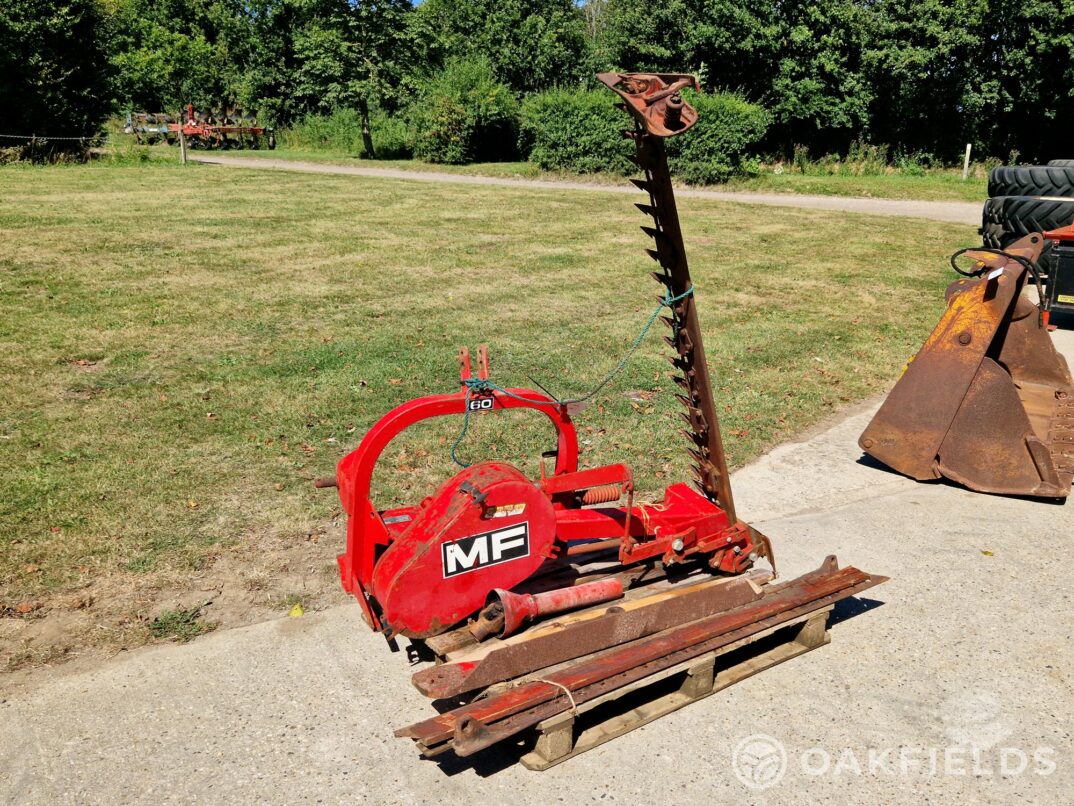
[730,734,1057,790]
[732,734,788,790]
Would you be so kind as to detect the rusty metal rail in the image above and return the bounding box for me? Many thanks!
[597,72,738,520]
[412,570,772,699]
[397,557,886,757]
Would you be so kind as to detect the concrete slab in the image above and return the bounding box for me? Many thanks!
[2,334,1073,804]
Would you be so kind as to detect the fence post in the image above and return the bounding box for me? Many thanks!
[961,143,972,181]
[179,128,188,165]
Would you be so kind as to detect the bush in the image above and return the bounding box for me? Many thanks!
[407,57,519,164]
[279,108,411,159]
[519,88,769,183]
[665,91,770,184]
[519,88,634,174]
[894,153,928,177]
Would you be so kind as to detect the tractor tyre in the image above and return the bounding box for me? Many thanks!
[988,166,1074,198]
[980,195,1074,282]
[1047,160,1074,167]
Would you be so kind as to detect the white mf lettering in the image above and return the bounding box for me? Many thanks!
[442,522,530,577]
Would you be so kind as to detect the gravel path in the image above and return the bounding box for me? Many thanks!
[190,154,982,226]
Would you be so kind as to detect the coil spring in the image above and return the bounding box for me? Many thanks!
[580,484,623,505]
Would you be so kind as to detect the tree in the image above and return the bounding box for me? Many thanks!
[679,0,781,99]
[292,0,415,155]
[768,0,871,153]
[971,0,1074,161]
[863,0,985,159]
[232,0,303,124]
[589,0,694,76]
[415,0,588,93]
[0,0,112,155]
[408,57,519,164]
[107,0,257,112]
[595,0,865,155]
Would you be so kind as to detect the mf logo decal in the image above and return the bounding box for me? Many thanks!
[442,522,529,578]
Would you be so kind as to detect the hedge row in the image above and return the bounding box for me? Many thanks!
[281,61,770,183]
[519,88,634,175]
[520,88,770,183]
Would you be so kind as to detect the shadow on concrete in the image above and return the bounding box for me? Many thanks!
[855,450,1067,505]
[425,738,531,778]
[830,596,886,627]
[854,452,908,476]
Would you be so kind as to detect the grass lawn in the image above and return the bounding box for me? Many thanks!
[0,161,973,668]
[721,171,987,202]
[219,146,988,201]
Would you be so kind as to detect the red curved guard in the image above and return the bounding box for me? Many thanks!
[335,387,579,623]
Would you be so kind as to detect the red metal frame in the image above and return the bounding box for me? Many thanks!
[1044,223,1074,244]
[168,104,271,142]
[335,349,579,629]
[333,346,758,638]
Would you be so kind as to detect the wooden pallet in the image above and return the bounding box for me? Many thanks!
[518,605,832,771]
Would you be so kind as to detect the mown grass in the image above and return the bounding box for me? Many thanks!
[721,171,987,202]
[0,161,973,639]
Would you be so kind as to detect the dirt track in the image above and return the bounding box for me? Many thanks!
[190,154,982,226]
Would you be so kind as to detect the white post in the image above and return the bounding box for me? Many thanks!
[179,128,188,165]
[961,143,972,180]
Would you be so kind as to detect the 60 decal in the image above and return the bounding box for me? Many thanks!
[468,397,495,411]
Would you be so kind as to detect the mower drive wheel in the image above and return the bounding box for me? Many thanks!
[988,165,1074,198]
[981,195,1074,283]
[1048,160,1074,167]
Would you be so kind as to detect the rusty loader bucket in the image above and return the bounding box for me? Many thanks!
[859,235,1074,498]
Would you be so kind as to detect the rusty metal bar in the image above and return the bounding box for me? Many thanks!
[397,557,886,753]
[564,538,621,556]
[412,570,771,699]
[452,568,879,757]
[597,72,736,518]
[638,134,736,517]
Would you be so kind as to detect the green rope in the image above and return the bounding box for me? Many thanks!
[450,285,694,467]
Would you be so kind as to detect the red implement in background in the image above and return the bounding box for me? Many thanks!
[168,104,275,150]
